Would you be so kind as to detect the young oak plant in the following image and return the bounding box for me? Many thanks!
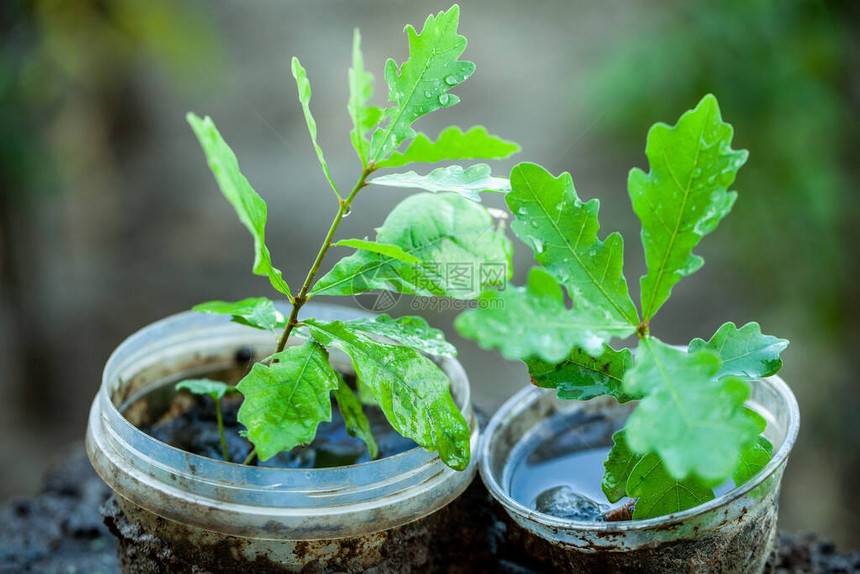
[176,5,518,470]
[455,94,789,518]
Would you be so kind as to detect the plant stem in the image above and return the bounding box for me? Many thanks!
[275,167,373,354]
[215,399,230,463]
[242,167,374,465]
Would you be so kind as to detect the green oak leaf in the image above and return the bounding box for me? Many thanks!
[370,6,474,163]
[304,318,470,470]
[377,126,520,168]
[733,435,773,486]
[348,29,382,168]
[507,162,638,326]
[356,377,376,406]
[732,407,773,485]
[688,321,789,380]
[627,453,716,520]
[623,337,759,482]
[187,114,292,299]
[342,314,457,358]
[370,164,510,202]
[312,193,511,300]
[236,341,339,461]
[630,94,748,321]
[192,297,286,334]
[332,374,378,458]
[176,379,237,401]
[332,239,421,265]
[292,57,339,198]
[454,267,635,363]
[601,430,644,503]
[527,345,636,402]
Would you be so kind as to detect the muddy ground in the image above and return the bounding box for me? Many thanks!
[0,445,857,573]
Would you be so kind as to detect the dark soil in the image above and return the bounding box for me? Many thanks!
[134,374,417,468]
[2,445,858,573]
[0,443,116,573]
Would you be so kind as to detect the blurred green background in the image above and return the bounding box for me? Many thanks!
[1,0,857,547]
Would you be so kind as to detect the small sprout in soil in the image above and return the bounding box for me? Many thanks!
[455,95,789,519]
[175,379,238,462]
[180,5,518,470]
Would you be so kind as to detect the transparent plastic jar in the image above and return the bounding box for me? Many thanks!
[480,376,799,573]
[86,303,479,572]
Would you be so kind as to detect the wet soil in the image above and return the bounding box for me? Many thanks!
[2,446,858,573]
[132,373,417,468]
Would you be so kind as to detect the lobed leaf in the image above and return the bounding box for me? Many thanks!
[507,163,639,326]
[627,453,715,520]
[733,435,773,486]
[312,193,511,300]
[343,314,457,358]
[292,57,339,199]
[369,6,475,162]
[348,29,383,167]
[237,341,339,461]
[688,321,789,380]
[370,164,510,202]
[176,379,237,401]
[304,318,470,470]
[187,114,292,299]
[527,345,635,402]
[623,337,760,482]
[731,407,773,485]
[630,94,748,320]
[378,126,520,168]
[454,267,635,363]
[332,375,378,458]
[192,297,286,334]
[601,430,643,503]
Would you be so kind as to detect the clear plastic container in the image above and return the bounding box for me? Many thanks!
[86,303,479,572]
[480,376,800,572]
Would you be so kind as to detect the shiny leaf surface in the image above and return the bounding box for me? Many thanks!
[630,94,747,320]
[507,162,638,325]
[627,453,715,520]
[312,193,511,300]
[370,164,510,202]
[237,341,339,461]
[343,314,457,358]
[688,321,789,380]
[527,345,635,402]
[192,297,286,334]
[305,318,470,470]
[370,6,474,162]
[378,126,519,168]
[455,267,635,363]
[623,337,760,482]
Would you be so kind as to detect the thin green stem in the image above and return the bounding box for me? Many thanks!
[275,166,374,354]
[215,400,230,463]
[243,166,374,465]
